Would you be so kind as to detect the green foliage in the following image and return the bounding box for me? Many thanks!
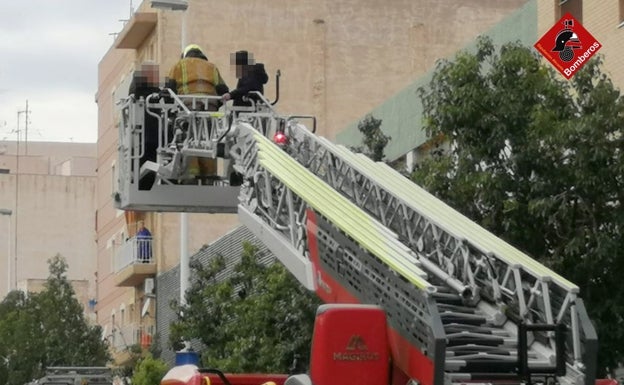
[0,254,111,385]
[415,36,624,371]
[170,242,321,373]
[131,353,168,385]
[116,343,144,382]
[352,114,390,161]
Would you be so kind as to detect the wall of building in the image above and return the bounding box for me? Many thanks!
[95,43,141,347]
[0,141,97,301]
[336,0,538,160]
[0,141,96,175]
[17,278,94,320]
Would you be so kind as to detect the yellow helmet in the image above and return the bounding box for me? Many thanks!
[183,44,205,58]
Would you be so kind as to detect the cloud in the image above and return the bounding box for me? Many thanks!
[0,0,134,142]
[0,89,98,143]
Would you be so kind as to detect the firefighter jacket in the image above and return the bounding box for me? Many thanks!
[168,57,228,96]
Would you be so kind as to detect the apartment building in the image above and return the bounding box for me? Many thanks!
[96,0,527,365]
[0,140,97,316]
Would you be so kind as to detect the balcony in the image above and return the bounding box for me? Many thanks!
[111,323,155,365]
[114,236,156,287]
[114,12,157,50]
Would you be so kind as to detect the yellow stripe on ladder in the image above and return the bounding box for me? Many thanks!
[252,132,433,291]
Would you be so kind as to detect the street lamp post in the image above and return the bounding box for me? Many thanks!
[0,208,12,294]
[150,0,189,309]
[149,0,195,364]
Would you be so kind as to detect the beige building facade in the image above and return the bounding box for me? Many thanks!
[0,140,97,314]
[96,0,528,364]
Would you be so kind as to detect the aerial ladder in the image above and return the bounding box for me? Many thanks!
[116,83,599,385]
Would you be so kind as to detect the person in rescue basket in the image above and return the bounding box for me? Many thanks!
[167,44,229,184]
[221,50,269,186]
[128,61,161,190]
[221,50,269,107]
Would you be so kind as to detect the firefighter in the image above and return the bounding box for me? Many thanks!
[168,44,229,102]
[168,44,229,183]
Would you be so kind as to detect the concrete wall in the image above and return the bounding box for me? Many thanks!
[17,278,94,320]
[0,140,96,176]
[336,0,538,160]
[0,173,97,300]
[0,141,97,301]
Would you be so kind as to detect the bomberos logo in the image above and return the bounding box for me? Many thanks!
[534,12,601,79]
[333,335,380,361]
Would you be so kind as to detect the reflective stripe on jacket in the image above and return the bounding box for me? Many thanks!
[168,57,225,95]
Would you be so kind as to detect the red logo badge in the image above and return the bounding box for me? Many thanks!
[534,13,601,79]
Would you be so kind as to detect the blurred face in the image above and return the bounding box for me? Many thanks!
[232,64,252,79]
[235,64,244,78]
[142,64,159,84]
[230,51,254,78]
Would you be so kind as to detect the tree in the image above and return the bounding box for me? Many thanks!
[131,353,168,385]
[170,242,321,373]
[414,36,624,371]
[351,114,391,161]
[0,255,111,385]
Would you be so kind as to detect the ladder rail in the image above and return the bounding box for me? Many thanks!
[286,129,574,295]
[276,122,593,378]
[234,122,446,385]
[235,121,594,385]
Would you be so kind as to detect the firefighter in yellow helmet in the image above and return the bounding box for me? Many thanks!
[168,44,229,99]
[168,44,229,183]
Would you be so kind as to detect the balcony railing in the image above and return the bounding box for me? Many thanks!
[114,236,153,272]
[112,323,155,351]
[114,236,156,287]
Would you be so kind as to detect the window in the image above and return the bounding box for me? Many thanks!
[620,0,624,26]
[557,0,582,23]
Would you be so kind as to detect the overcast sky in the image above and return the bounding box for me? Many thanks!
[0,0,136,143]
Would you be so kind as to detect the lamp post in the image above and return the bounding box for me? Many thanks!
[151,0,189,306]
[0,208,12,294]
[150,0,190,308]
[149,0,195,364]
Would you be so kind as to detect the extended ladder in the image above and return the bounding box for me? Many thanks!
[231,121,596,385]
[116,91,597,385]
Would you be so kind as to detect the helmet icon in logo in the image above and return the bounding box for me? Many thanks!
[552,19,582,62]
